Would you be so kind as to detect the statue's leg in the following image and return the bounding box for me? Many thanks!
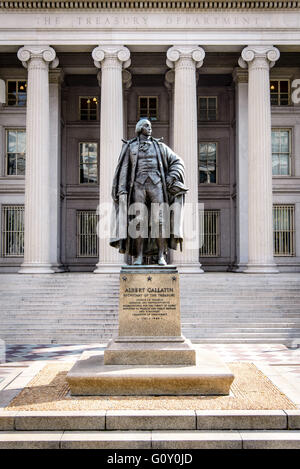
[148,181,167,265]
[132,182,146,265]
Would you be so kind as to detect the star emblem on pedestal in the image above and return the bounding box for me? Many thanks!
[122,276,127,281]
[172,276,177,281]
[147,276,152,281]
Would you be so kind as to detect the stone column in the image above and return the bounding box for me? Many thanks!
[92,45,131,273]
[232,68,249,272]
[239,46,280,273]
[17,46,58,274]
[166,46,205,273]
[49,69,64,272]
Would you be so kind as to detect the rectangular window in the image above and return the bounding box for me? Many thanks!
[79,97,98,121]
[77,210,98,257]
[198,97,217,121]
[6,129,26,176]
[79,142,98,184]
[273,205,295,256]
[272,129,291,176]
[199,142,217,184]
[6,80,27,106]
[199,210,220,257]
[2,205,24,257]
[270,80,290,106]
[138,96,158,121]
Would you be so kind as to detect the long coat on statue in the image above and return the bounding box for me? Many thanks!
[109,136,188,258]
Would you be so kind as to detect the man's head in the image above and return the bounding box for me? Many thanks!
[135,119,152,137]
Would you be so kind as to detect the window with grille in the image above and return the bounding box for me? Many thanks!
[79,142,98,184]
[272,129,291,176]
[270,80,290,106]
[199,142,217,184]
[138,96,158,121]
[6,129,26,176]
[2,205,24,257]
[6,80,27,106]
[199,210,220,257]
[77,210,98,257]
[198,97,217,121]
[79,97,98,121]
[273,205,295,256]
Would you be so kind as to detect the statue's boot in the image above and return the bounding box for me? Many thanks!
[158,256,167,266]
[133,255,143,265]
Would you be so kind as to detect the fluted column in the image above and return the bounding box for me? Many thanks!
[92,45,131,273]
[232,68,249,271]
[239,45,280,273]
[166,45,205,273]
[17,46,58,274]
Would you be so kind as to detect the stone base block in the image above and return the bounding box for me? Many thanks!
[66,350,234,396]
[104,337,196,366]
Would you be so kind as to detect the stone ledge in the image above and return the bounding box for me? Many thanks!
[1,410,298,431]
[60,431,152,450]
[1,429,300,449]
[106,410,196,430]
[196,410,288,430]
[286,410,300,429]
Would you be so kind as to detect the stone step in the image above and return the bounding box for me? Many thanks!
[0,429,300,449]
[1,410,298,431]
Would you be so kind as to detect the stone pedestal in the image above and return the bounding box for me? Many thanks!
[104,265,195,366]
[67,266,234,396]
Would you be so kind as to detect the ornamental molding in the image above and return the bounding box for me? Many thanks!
[1,1,300,9]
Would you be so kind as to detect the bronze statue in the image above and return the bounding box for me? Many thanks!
[110,119,188,265]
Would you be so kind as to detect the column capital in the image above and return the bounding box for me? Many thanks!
[92,45,131,69]
[239,45,280,70]
[166,45,205,69]
[17,45,58,69]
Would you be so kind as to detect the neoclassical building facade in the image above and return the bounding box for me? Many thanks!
[0,2,300,273]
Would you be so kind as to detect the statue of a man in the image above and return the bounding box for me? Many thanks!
[110,119,188,265]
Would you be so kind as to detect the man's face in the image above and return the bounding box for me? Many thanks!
[141,120,152,137]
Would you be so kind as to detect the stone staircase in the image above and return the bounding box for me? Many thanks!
[0,273,299,344]
[1,410,300,449]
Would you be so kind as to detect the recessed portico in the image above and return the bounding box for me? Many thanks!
[0,5,300,273]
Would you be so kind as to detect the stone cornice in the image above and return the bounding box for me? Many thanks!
[1,0,300,9]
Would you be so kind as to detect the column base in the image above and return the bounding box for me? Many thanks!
[94,263,122,274]
[231,263,248,273]
[18,263,55,274]
[243,263,279,274]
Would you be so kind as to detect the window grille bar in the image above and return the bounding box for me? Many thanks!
[77,210,98,257]
[273,205,295,256]
[200,210,220,257]
[2,205,24,257]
